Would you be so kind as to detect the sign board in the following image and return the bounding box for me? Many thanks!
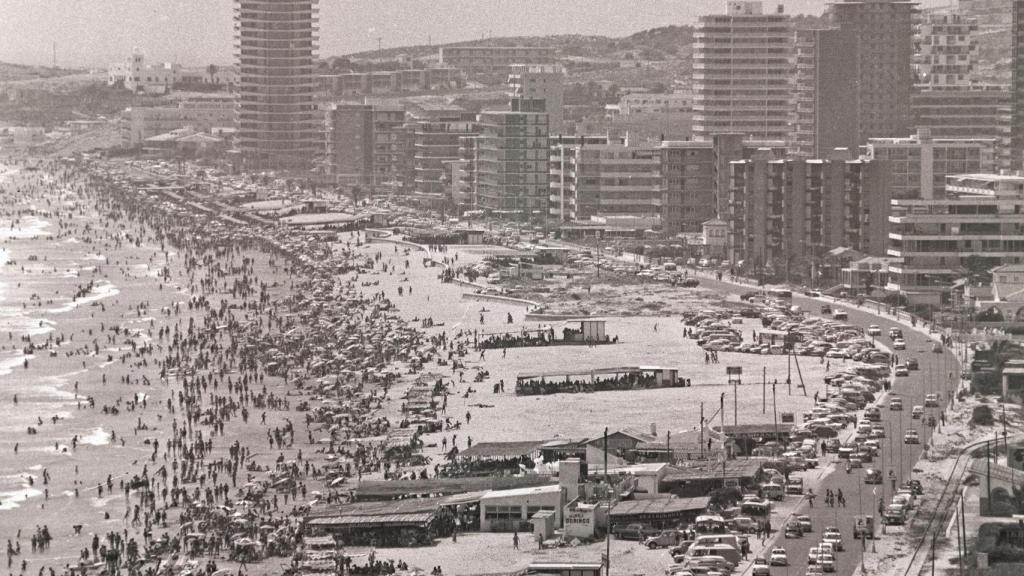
[781,412,795,423]
[726,366,743,376]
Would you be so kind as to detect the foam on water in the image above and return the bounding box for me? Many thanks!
[0,215,52,240]
[0,487,43,511]
[43,280,120,314]
[79,427,111,446]
[0,352,32,377]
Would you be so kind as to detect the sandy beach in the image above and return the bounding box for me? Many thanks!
[0,157,832,576]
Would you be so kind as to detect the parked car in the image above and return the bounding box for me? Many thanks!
[889,398,903,410]
[912,406,925,419]
[894,365,909,377]
[614,522,658,540]
[644,530,684,549]
[904,429,920,444]
[796,515,813,533]
[823,527,844,552]
[867,325,881,336]
[681,278,700,288]
[925,393,940,407]
[906,358,919,370]
[893,339,906,350]
[864,468,883,484]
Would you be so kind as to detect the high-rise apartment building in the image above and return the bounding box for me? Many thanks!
[911,85,1010,141]
[326,104,408,189]
[508,64,565,134]
[409,105,478,196]
[865,129,997,200]
[790,28,858,157]
[915,12,978,88]
[728,150,891,281]
[547,142,661,222]
[659,135,787,235]
[692,1,793,141]
[234,0,320,170]
[1011,0,1024,170]
[475,111,550,216]
[831,0,918,143]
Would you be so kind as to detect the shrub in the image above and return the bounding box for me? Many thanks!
[973,405,995,426]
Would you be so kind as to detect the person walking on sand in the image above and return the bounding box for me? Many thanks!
[513,531,519,550]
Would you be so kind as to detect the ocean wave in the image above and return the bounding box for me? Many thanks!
[43,280,119,314]
[0,486,43,511]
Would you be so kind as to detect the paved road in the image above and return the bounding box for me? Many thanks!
[697,277,960,576]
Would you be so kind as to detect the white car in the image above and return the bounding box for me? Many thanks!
[770,547,789,566]
[867,325,881,336]
[893,339,906,350]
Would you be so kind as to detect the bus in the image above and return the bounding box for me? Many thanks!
[767,288,793,300]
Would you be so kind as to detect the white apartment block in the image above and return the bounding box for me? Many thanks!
[864,128,997,200]
[692,1,793,141]
[887,173,1024,305]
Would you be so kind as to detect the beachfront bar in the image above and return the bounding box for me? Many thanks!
[477,319,615,349]
[515,366,680,396]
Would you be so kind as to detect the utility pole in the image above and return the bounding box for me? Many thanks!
[604,427,610,576]
[666,431,672,464]
[986,439,992,507]
[762,366,766,414]
[699,403,704,459]
[720,393,727,480]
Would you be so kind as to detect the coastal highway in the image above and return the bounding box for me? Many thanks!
[699,275,960,576]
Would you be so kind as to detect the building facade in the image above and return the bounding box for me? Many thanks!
[659,135,787,235]
[692,1,793,142]
[108,50,179,95]
[547,142,661,223]
[508,64,565,134]
[438,46,556,75]
[728,150,892,282]
[1012,0,1024,170]
[475,111,550,217]
[410,105,478,195]
[914,11,978,88]
[326,104,408,189]
[887,174,1024,304]
[618,92,692,115]
[234,0,321,170]
[911,84,1009,142]
[789,28,859,158]
[831,0,918,144]
[864,129,997,200]
[124,97,236,147]
[549,135,616,221]
[317,67,464,98]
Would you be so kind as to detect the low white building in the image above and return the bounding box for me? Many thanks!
[619,91,692,115]
[479,484,565,532]
[108,50,179,95]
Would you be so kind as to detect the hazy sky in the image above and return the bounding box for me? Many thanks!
[0,0,947,68]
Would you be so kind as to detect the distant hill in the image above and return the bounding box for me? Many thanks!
[0,61,85,82]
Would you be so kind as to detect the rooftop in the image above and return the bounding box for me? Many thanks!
[609,496,711,518]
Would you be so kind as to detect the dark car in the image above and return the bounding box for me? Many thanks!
[906,358,919,370]
[864,468,883,484]
[902,479,923,496]
[681,278,700,288]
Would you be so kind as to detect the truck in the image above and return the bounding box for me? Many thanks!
[853,515,875,540]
